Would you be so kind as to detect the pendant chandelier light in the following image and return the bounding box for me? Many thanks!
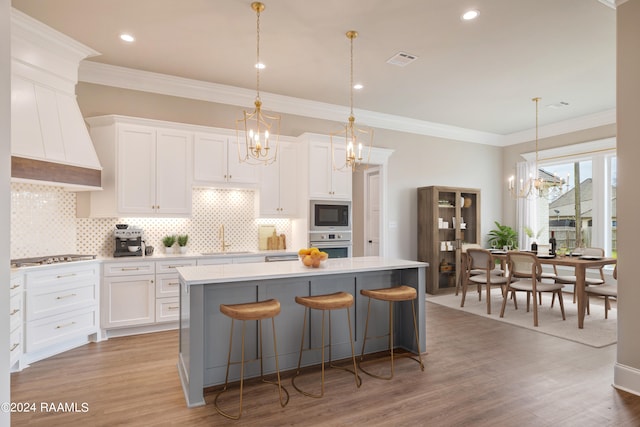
[236,1,279,166]
[508,97,566,199]
[331,30,373,172]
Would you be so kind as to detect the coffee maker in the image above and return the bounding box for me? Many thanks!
[113,224,144,257]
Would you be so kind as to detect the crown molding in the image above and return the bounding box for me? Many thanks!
[78,61,615,147]
[501,109,616,146]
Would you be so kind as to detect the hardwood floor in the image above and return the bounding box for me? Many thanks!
[10,303,640,426]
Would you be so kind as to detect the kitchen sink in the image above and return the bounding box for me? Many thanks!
[200,251,254,256]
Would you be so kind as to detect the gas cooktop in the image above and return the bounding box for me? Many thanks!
[10,254,97,268]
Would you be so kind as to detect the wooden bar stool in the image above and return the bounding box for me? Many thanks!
[214,298,289,420]
[291,291,362,398]
[359,285,424,379]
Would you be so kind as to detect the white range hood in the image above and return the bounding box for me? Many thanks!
[11,8,102,190]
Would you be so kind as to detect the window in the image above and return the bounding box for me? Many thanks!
[519,139,616,257]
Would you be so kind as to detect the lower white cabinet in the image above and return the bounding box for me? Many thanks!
[155,259,196,323]
[101,258,198,333]
[23,262,99,364]
[101,260,156,329]
[9,272,23,370]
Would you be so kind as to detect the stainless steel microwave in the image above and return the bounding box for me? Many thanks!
[310,200,351,231]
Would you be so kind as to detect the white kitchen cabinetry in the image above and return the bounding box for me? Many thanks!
[308,139,352,200]
[193,132,257,186]
[155,259,196,323]
[9,272,23,371]
[101,260,156,330]
[78,116,193,217]
[23,262,100,365]
[258,140,299,216]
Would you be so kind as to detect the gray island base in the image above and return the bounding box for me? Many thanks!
[176,256,428,407]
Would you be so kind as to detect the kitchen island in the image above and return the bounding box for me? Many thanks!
[176,256,428,407]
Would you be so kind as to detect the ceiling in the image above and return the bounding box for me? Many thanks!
[11,0,617,144]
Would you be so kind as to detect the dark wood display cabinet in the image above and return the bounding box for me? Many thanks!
[417,186,481,294]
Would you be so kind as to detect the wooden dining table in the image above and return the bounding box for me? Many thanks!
[491,251,617,329]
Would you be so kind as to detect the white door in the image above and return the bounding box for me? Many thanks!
[364,167,381,256]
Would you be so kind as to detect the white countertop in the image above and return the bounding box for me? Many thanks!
[177,256,428,285]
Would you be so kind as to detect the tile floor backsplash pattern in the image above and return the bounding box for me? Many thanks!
[11,183,292,259]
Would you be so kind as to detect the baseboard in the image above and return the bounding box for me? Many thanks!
[614,362,640,396]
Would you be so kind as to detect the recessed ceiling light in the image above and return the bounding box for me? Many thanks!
[255,62,266,69]
[461,10,480,21]
[353,83,363,90]
[120,33,135,43]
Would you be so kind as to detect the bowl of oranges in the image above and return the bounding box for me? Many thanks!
[298,247,329,268]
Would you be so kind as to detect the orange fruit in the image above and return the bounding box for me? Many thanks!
[302,255,313,266]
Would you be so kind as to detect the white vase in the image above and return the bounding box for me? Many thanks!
[179,246,187,254]
[165,246,174,254]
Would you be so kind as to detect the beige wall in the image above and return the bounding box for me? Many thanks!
[615,0,640,395]
[77,83,505,261]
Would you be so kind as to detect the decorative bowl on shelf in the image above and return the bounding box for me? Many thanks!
[298,247,329,268]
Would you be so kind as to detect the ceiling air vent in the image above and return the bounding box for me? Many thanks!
[386,52,418,67]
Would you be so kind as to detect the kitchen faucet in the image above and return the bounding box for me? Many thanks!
[219,224,231,252]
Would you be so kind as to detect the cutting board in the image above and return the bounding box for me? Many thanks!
[267,231,286,250]
[259,225,276,250]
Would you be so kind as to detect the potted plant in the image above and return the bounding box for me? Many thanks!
[524,226,544,251]
[487,221,518,250]
[177,234,189,254]
[162,235,176,254]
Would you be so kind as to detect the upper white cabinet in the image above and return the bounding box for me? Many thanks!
[193,132,257,187]
[307,138,352,200]
[258,140,299,216]
[78,116,193,217]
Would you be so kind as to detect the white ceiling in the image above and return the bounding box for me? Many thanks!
[11,0,616,144]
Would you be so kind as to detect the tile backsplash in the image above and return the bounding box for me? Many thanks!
[10,183,292,259]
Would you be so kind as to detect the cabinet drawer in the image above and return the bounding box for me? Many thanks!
[197,257,232,266]
[10,327,22,362]
[25,262,99,289]
[103,260,155,276]
[156,259,196,273]
[156,274,181,298]
[27,282,97,322]
[156,297,180,323]
[10,292,22,332]
[26,307,96,353]
[11,273,24,295]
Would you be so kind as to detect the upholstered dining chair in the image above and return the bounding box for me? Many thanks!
[456,244,504,296]
[585,264,617,319]
[461,248,510,315]
[554,247,605,303]
[500,251,566,327]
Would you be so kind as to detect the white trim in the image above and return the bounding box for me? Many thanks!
[520,137,616,163]
[78,61,616,146]
[614,362,640,397]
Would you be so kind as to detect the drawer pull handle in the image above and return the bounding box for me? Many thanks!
[120,267,141,271]
[168,282,179,286]
[56,293,77,300]
[10,284,21,290]
[10,308,20,316]
[168,306,179,310]
[56,273,77,279]
[167,265,189,269]
[10,343,19,352]
[56,321,76,329]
